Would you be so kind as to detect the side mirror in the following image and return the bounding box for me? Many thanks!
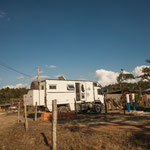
[102,89,108,94]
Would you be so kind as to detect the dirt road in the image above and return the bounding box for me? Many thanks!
[0,113,18,134]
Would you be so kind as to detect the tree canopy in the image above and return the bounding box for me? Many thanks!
[140,59,150,82]
[117,69,134,84]
[0,88,28,104]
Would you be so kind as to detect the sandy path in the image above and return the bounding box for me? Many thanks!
[0,113,18,135]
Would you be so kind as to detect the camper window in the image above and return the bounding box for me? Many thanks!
[67,85,74,90]
[41,85,44,90]
[49,85,57,89]
[97,89,102,95]
[81,85,85,92]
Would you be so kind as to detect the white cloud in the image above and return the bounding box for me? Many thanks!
[55,75,62,78]
[78,75,87,80]
[39,75,49,80]
[17,76,24,79]
[124,65,150,83]
[96,65,150,87]
[3,83,29,89]
[0,10,6,18]
[54,75,66,78]
[32,75,49,81]
[48,65,56,69]
[96,69,119,87]
[39,70,44,74]
[132,65,149,77]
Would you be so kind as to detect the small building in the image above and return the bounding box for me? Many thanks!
[106,90,137,110]
[142,88,150,107]
[0,103,11,112]
[106,91,123,110]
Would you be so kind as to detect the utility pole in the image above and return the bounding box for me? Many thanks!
[37,65,39,81]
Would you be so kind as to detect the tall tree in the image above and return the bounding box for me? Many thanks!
[117,69,134,114]
[117,69,135,88]
[140,59,150,82]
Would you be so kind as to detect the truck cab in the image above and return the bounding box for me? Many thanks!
[94,87,104,104]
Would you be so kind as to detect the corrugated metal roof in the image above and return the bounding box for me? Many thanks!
[143,88,150,92]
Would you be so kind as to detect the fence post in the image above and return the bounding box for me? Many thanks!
[24,100,28,131]
[35,102,37,121]
[18,102,20,123]
[74,98,78,118]
[51,99,57,150]
[104,94,107,114]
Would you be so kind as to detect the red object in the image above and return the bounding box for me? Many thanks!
[41,111,76,121]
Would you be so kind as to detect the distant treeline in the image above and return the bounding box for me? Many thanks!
[103,81,150,106]
[0,81,150,104]
[103,81,150,93]
[0,88,28,104]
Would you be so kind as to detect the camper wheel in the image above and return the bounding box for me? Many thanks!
[58,106,69,113]
[94,105,102,113]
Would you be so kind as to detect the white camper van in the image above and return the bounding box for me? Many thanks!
[24,79,104,113]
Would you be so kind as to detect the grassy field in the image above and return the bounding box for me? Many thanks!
[0,111,150,150]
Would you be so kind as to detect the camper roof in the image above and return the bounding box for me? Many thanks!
[40,79,96,83]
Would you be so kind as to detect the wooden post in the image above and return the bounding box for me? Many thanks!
[51,100,57,150]
[24,100,28,131]
[35,102,37,121]
[104,94,107,114]
[18,102,20,123]
[74,98,78,118]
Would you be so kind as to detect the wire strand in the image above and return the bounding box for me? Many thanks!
[0,61,32,78]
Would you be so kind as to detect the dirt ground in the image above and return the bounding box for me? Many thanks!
[0,111,150,150]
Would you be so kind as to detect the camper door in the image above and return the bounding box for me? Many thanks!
[75,83,86,101]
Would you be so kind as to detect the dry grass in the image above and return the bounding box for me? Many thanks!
[0,112,150,150]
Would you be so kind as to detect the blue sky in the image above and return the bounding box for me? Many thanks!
[0,0,150,88]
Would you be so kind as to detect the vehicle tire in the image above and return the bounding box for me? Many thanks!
[58,106,69,113]
[94,105,102,113]
[82,110,88,113]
